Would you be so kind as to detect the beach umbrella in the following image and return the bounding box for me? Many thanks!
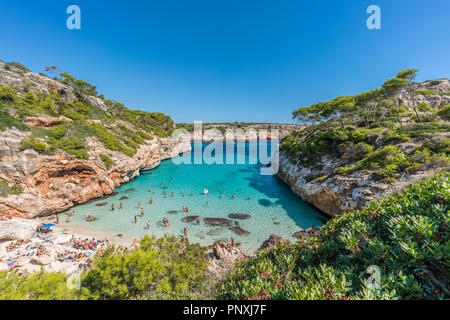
[41,223,55,228]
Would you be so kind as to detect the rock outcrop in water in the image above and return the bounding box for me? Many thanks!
[228,213,251,219]
[204,218,234,227]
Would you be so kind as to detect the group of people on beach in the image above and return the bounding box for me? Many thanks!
[71,236,107,251]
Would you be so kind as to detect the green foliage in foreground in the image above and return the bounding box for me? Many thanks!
[0,236,212,300]
[80,235,211,300]
[0,271,77,300]
[218,174,450,300]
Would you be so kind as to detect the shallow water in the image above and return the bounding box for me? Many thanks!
[67,142,326,254]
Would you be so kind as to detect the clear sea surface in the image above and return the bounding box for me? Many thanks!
[67,141,326,254]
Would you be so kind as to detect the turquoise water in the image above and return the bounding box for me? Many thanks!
[68,142,325,254]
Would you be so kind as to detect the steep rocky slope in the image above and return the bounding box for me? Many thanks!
[276,75,449,217]
[0,61,190,218]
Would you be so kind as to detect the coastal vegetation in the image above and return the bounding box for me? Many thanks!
[281,70,449,181]
[1,174,447,300]
[218,174,449,300]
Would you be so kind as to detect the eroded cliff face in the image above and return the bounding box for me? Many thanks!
[0,128,190,218]
[276,143,444,218]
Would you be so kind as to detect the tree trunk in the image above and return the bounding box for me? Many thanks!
[395,99,402,125]
[409,84,421,122]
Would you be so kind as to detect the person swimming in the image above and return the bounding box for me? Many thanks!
[204,188,209,194]
[171,192,174,197]
[232,194,236,199]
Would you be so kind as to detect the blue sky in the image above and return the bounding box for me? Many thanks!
[0,1,449,123]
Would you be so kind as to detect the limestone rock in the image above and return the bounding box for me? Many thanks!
[0,218,38,240]
[258,234,288,251]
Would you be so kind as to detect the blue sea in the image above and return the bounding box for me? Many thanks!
[67,141,326,254]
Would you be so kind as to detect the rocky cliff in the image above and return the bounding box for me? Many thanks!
[276,78,449,217]
[0,61,190,218]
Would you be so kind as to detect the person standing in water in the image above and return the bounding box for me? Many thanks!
[141,208,144,217]
[182,205,185,213]
[150,198,153,204]
[119,203,123,209]
[186,206,189,213]
[111,204,115,211]
[134,215,137,224]
[56,215,60,224]
[147,221,151,230]
[206,201,208,207]
[137,202,141,208]
[183,228,188,237]
[196,216,200,225]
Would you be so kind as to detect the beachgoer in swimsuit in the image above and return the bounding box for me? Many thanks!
[120,202,123,209]
[141,208,144,217]
[183,228,188,237]
[171,192,174,197]
[196,216,200,225]
[150,198,153,204]
[182,205,185,212]
[111,204,115,211]
[206,201,208,207]
[147,221,151,230]
[186,206,189,213]
[137,202,141,208]
[232,194,236,199]
[134,216,137,224]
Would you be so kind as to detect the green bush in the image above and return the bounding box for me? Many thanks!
[218,174,450,300]
[0,85,17,102]
[0,271,78,300]
[99,154,113,169]
[436,104,450,120]
[80,235,212,299]
[0,178,23,197]
[360,146,406,178]
[48,137,89,159]
[334,165,357,176]
[20,135,47,153]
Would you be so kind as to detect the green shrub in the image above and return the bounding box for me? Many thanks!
[80,235,212,300]
[48,137,89,159]
[0,85,17,102]
[5,62,31,73]
[417,102,432,112]
[99,154,113,169]
[436,104,450,120]
[0,271,78,300]
[20,135,47,153]
[0,178,23,197]
[334,165,357,176]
